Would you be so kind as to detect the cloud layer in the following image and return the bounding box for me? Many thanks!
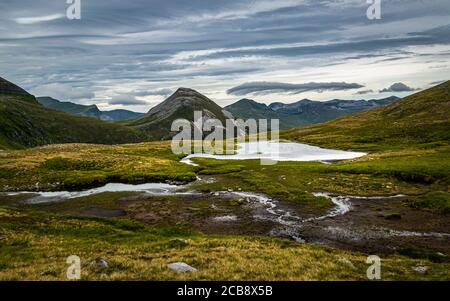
[0,0,449,109]
[227,82,364,96]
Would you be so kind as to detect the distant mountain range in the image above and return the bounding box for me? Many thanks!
[37,97,144,122]
[127,88,232,140]
[0,77,144,149]
[225,96,400,129]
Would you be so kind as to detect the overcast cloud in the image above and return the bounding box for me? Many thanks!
[0,0,449,111]
[227,82,364,96]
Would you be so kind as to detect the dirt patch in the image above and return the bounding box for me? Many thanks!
[80,208,126,218]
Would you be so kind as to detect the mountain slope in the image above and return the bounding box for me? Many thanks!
[225,96,399,130]
[128,88,231,140]
[37,97,144,121]
[282,81,450,150]
[0,78,145,149]
[37,97,102,118]
[0,77,38,104]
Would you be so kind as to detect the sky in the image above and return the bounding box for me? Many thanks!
[0,0,449,112]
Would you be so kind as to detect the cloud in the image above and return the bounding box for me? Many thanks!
[379,82,418,93]
[429,80,446,86]
[355,89,374,95]
[15,14,64,25]
[134,88,173,97]
[108,94,148,106]
[1,1,449,106]
[227,81,365,96]
[30,83,95,101]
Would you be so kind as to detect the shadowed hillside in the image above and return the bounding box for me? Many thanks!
[37,97,144,121]
[0,77,145,149]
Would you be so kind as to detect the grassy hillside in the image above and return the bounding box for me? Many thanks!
[0,94,145,149]
[0,142,196,191]
[282,81,450,151]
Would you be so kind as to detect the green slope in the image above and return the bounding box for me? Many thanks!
[282,81,450,151]
[0,94,146,149]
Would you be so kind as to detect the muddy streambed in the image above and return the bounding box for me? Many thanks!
[1,179,449,255]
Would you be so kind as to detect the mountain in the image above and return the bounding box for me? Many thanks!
[282,81,450,150]
[128,88,232,140]
[0,77,145,149]
[225,96,399,129]
[37,96,144,122]
[224,99,279,120]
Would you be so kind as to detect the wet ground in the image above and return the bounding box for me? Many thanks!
[0,179,449,256]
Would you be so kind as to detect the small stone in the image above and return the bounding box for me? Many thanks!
[91,257,109,269]
[167,262,197,273]
[412,266,428,274]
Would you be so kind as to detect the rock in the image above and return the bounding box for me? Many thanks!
[412,266,428,274]
[167,262,197,273]
[338,257,356,270]
[91,257,109,269]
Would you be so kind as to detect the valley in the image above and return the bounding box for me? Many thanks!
[0,79,449,280]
